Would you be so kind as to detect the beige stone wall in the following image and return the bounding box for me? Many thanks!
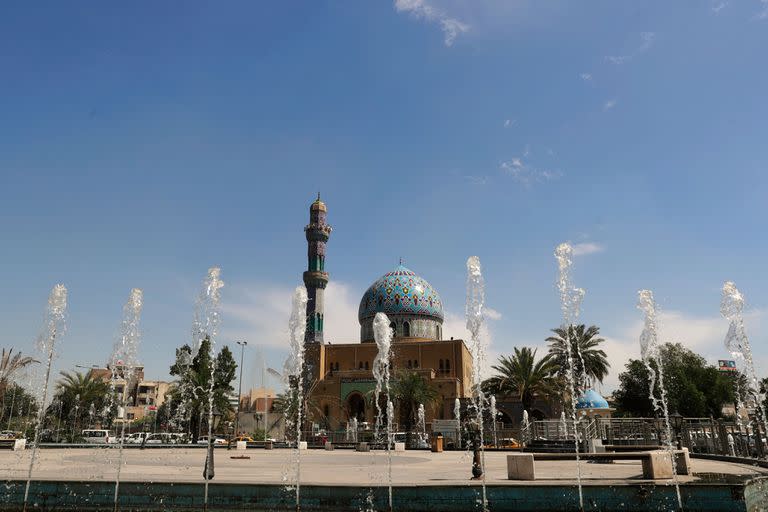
[307,339,473,430]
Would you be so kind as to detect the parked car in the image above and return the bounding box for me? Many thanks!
[197,435,228,445]
[145,433,173,444]
[125,432,150,444]
[0,430,22,440]
[82,430,116,444]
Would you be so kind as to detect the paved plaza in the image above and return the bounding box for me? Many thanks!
[1,448,766,486]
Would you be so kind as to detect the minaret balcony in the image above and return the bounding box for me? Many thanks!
[304,224,332,242]
[303,271,329,288]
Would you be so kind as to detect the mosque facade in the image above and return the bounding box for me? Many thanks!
[300,196,475,430]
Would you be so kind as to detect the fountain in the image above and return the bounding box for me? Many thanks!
[372,311,394,511]
[454,398,462,449]
[522,410,531,445]
[489,396,498,447]
[23,284,67,512]
[190,268,224,505]
[282,285,308,511]
[720,282,768,446]
[637,289,683,510]
[559,411,567,439]
[108,288,143,512]
[465,256,488,511]
[417,403,426,446]
[554,243,585,510]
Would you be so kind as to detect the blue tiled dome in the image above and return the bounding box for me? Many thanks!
[576,389,610,409]
[358,265,444,323]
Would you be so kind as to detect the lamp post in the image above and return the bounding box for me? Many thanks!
[231,340,247,450]
[670,412,684,450]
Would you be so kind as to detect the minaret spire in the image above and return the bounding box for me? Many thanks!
[303,195,332,344]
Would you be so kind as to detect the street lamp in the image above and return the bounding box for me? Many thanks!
[231,341,247,450]
[670,412,684,450]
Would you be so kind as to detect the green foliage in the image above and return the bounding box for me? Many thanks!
[391,370,439,432]
[546,324,610,388]
[0,383,38,431]
[167,337,237,439]
[613,343,737,418]
[483,347,558,412]
[0,348,38,401]
[47,370,115,442]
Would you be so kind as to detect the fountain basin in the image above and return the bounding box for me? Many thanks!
[0,479,753,511]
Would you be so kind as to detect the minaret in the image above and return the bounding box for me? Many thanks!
[303,194,332,344]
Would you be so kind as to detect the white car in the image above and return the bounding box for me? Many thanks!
[145,433,173,444]
[197,436,228,445]
[82,430,116,444]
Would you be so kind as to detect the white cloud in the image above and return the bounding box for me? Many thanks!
[604,55,630,65]
[598,307,768,392]
[500,155,563,187]
[604,31,655,65]
[756,0,768,19]
[222,281,360,349]
[503,119,516,128]
[711,1,729,14]
[394,0,469,46]
[603,99,618,111]
[570,242,604,256]
[580,73,593,81]
[638,32,656,52]
[485,307,503,321]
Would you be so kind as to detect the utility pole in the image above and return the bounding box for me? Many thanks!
[232,340,247,449]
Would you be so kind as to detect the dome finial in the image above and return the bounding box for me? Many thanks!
[399,256,403,265]
[317,191,321,201]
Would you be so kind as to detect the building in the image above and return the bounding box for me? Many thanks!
[238,387,277,414]
[301,196,474,431]
[88,365,171,426]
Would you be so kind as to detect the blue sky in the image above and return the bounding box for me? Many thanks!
[2,0,767,393]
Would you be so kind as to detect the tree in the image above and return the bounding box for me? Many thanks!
[48,370,113,441]
[0,383,38,434]
[546,324,610,388]
[391,370,438,445]
[0,348,38,400]
[168,337,237,439]
[483,347,558,412]
[613,343,736,418]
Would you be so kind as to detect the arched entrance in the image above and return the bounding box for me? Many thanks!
[347,393,366,422]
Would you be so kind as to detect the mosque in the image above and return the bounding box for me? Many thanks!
[300,195,474,430]
[297,195,610,431]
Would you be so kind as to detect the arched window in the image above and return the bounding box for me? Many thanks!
[436,325,441,339]
[359,362,363,370]
[445,359,451,373]
[414,360,419,369]
[407,360,412,369]
[364,361,369,370]
[439,359,444,372]
[390,321,397,337]
[403,321,410,337]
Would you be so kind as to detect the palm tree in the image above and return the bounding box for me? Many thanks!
[391,371,439,444]
[0,348,38,399]
[483,347,558,412]
[53,371,112,440]
[546,324,610,389]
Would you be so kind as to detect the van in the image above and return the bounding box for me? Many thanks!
[82,430,114,444]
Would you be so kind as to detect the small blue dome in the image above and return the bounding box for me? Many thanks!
[358,265,444,323]
[576,389,610,409]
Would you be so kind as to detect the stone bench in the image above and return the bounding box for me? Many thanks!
[507,449,690,481]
